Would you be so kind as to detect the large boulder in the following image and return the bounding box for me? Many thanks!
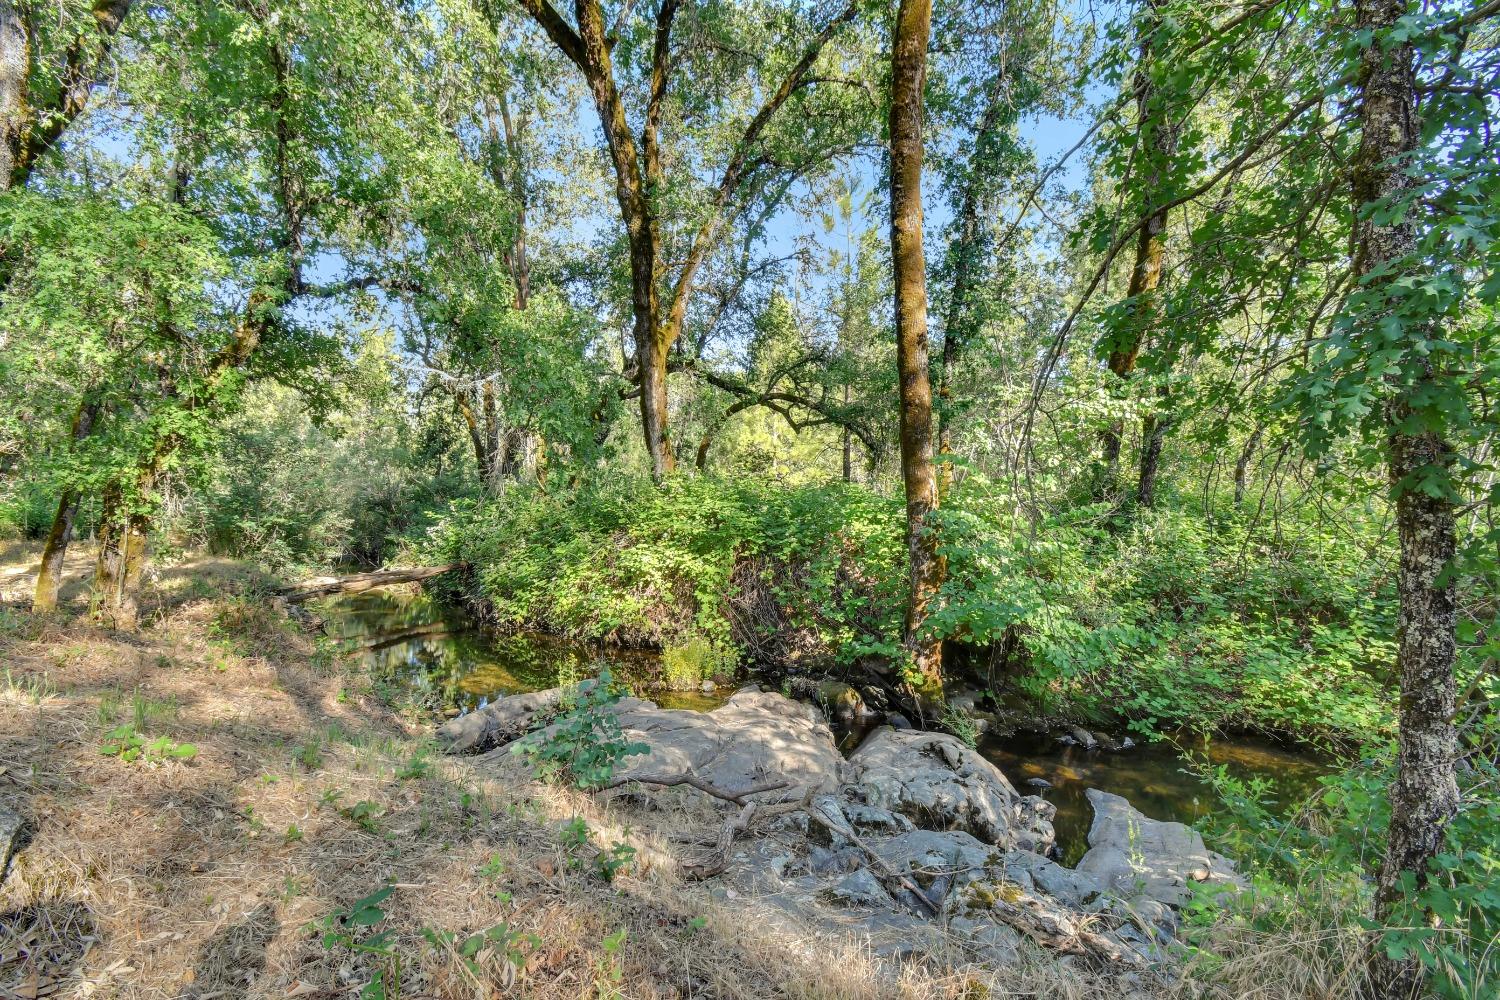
[609,689,844,793]
[850,728,1055,853]
[1075,789,1243,910]
[443,685,845,794]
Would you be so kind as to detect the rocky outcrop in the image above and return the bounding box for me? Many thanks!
[440,684,1239,973]
[850,728,1056,854]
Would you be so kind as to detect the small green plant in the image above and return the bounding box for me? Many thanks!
[295,737,324,770]
[422,923,537,988]
[477,853,506,879]
[940,705,981,748]
[594,927,627,998]
[4,668,55,703]
[130,691,178,729]
[314,884,402,1000]
[595,840,637,882]
[661,636,734,690]
[99,723,198,763]
[284,823,304,843]
[512,668,648,790]
[343,800,383,833]
[396,749,431,781]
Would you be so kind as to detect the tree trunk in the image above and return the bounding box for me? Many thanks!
[0,1,25,191]
[91,463,157,630]
[1353,3,1460,996]
[890,0,943,710]
[842,384,853,483]
[1137,388,1170,508]
[1233,423,1263,508]
[1100,0,1176,492]
[34,491,81,613]
[638,324,674,479]
[34,399,101,613]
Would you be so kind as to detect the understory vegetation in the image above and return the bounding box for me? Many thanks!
[430,475,1399,745]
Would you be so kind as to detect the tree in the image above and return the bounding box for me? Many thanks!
[890,0,943,709]
[1351,2,1459,993]
[502,0,870,480]
[1097,0,1177,504]
[0,0,135,192]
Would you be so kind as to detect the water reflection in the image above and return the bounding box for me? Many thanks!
[981,728,1331,865]
[314,590,727,714]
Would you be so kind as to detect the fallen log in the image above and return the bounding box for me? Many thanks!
[277,564,458,601]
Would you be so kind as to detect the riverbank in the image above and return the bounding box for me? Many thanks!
[0,548,1386,998]
[425,478,1397,748]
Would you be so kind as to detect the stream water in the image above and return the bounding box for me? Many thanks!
[316,588,1332,863]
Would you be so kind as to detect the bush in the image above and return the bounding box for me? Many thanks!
[429,474,1398,744]
[1191,751,1500,1000]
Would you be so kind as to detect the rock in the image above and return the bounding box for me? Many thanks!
[946,689,983,714]
[998,850,1101,909]
[870,829,1001,891]
[1121,736,1136,750]
[610,690,843,793]
[437,687,576,753]
[886,712,912,730]
[1075,789,1243,910]
[700,680,717,693]
[948,915,1023,964]
[822,868,895,909]
[1066,726,1098,750]
[1025,777,1053,789]
[0,804,25,884]
[450,685,845,795]
[807,845,865,875]
[851,728,1054,853]
[840,802,915,836]
[441,706,460,719]
[815,681,867,722]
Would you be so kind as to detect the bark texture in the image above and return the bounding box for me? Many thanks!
[1100,0,1176,492]
[1,0,135,191]
[890,0,944,709]
[1352,3,1460,996]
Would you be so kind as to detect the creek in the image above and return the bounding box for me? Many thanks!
[316,587,1331,862]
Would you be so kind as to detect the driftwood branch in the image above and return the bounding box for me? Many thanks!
[277,565,458,601]
[983,891,1149,968]
[590,772,792,806]
[806,801,940,917]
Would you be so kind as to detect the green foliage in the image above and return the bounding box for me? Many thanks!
[1193,752,1500,1000]
[933,477,1394,744]
[661,636,736,691]
[428,476,907,667]
[437,473,1396,744]
[512,669,649,790]
[314,885,403,1000]
[99,724,198,763]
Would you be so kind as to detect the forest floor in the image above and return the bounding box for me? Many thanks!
[0,545,1168,1000]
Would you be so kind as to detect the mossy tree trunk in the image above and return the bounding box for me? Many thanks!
[890,0,944,711]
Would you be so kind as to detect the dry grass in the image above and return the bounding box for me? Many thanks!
[0,546,1376,999]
